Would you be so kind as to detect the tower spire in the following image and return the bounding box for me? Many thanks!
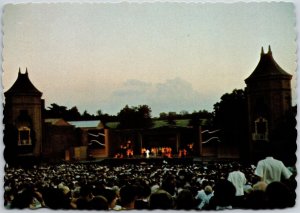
[18,67,21,74]
[25,67,28,74]
[261,46,264,55]
[268,45,272,55]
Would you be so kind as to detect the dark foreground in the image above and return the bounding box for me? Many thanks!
[4,158,297,210]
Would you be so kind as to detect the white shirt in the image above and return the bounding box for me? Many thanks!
[195,189,213,209]
[227,170,247,196]
[255,157,292,184]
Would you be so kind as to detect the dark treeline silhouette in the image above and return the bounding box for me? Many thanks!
[117,105,153,129]
[44,103,215,123]
[213,89,249,155]
[44,103,118,122]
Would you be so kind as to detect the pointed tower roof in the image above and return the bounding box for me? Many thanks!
[245,46,292,84]
[5,68,42,97]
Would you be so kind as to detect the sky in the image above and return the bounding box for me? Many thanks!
[2,1,297,117]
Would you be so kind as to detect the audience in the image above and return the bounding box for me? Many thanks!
[4,160,296,210]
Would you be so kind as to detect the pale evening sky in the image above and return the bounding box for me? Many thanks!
[2,2,297,116]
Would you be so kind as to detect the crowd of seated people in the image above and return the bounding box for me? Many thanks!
[3,160,296,210]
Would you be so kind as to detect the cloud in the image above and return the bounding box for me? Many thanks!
[101,77,215,116]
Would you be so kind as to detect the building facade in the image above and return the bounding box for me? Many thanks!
[245,46,293,162]
[4,69,44,163]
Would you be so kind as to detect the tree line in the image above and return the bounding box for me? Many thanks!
[44,89,249,132]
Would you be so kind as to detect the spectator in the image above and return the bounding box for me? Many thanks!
[11,184,44,209]
[119,184,137,210]
[244,189,267,209]
[75,184,94,209]
[195,185,214,210]
[102,188,120,210]
[227,162,247,207]
[89,195,109,210]
[265,181,295,209]
[176,189,196,210]
[228,163,247,195]
[149,189,174,209]
[4,187,14,209]
[134,181,151,209]
[252,181,267,192]
[207,179,236,210]
[161,173,177,196]
[255,152,292,184]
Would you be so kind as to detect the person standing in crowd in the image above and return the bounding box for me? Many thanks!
[254,152,292,184]
[227,162,247,207]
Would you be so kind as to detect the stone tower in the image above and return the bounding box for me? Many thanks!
[245,46,292,159]
[4,68,43,160]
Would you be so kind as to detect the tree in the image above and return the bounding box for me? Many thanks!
[45,103,67,118]
[159,112,168,119]
[189,112,201,127]
[117,105,153,129]
[167,112,177,125]
[213,89,248,147]
[82,110,93,120]
[96,110,103,117]
[44,104,82,120]
[188,110,213,127]
[66,106,81,120]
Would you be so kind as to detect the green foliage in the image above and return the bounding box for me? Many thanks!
[167,112,177,125]
[45,103,81,120]
[117,105,153,129]
[213,89,248,145]
[188,110,214,127]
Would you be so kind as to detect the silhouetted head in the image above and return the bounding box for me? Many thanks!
[102,189,118,209]
[89,195,109,210]
[119,184,138,208]
[149,189,174,210]
[266,181,295,209]
[213,179,236,207]
[79,184,93,198]
[176,189,195,210]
